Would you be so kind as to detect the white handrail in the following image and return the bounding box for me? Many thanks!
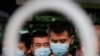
[3,0,98,56]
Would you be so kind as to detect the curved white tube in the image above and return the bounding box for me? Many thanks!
[3,0,98,56]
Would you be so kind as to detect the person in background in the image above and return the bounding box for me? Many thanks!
[48,21,75,56]
[0,10,9,56]
[2,33,31,56]
[30,30,51,56]
[94,23,100,55]
[75,23,100,56]
[75,43,82,56]
[18,33,31,56]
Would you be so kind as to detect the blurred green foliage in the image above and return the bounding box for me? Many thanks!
[35,15,67,21]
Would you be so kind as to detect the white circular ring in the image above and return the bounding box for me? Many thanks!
[4,0,98,56]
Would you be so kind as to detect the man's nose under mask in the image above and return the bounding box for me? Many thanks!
[50,43,69,56]
[34,48,51,56]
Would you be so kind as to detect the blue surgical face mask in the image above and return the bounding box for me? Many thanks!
[2,48,24,56]
[50,43,69,56]
[16,49,24,56]
[34,48,51,56]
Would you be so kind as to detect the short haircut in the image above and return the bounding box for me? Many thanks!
[48,21,75,37]
[20,33,31,49]
[31,30,49,44]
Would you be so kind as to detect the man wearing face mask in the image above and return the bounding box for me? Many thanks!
[18,33,31,56]
[48,21,75,56]
[2,33,31,56]
[30,30,51,56]
[2,39,25,56]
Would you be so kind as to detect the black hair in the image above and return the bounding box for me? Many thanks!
[31,30,48,44]
[19,33,31,49]
[48,21,75,37]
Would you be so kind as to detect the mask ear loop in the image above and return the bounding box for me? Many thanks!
[3,0,98,56]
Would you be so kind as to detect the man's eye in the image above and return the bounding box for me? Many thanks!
[19,47,23,50]
[51,40,57,43]
[59,39,67,43]
[44,44,49,46]
[36,43,41,47]
[44,43,49,46]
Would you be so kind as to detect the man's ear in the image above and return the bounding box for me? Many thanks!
[31,45,34,53]
[25,45,33,56]
[70,35,74,44]
[27,47,32,54]
[31,45,33,50]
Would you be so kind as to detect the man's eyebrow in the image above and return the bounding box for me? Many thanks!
[51,39,57,41]
[44,42,49,44]
[35,43,41,45]
[59,39,67,42]
[59,39,67,40]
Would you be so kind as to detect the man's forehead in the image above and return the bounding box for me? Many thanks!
[33,37,49,42]
[18,42,25,47]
